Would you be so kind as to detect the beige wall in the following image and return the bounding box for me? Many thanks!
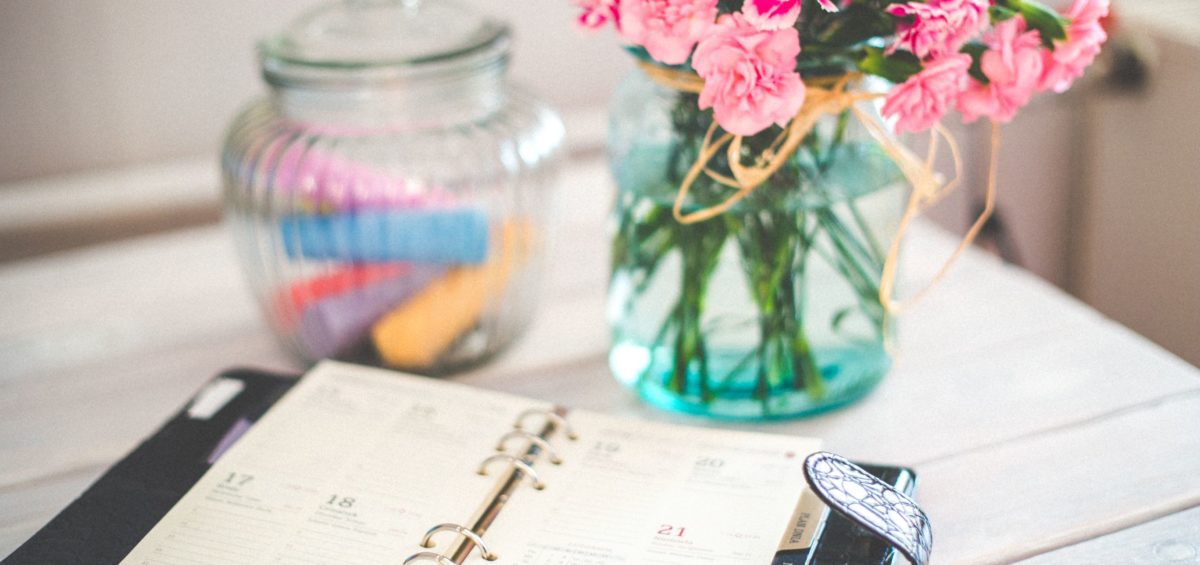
[1078,34,1200,367]
[0,0,631,183]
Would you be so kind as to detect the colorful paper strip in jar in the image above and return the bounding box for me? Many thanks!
[273,263,410,329]
[297,264,447,358]
[269,139,455,212]
[279,209,490,264]
[371,222,528,368]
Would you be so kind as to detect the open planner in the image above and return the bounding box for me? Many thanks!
[119,361,829,565]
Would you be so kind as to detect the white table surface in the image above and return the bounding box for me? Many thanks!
[2,157,1199,564]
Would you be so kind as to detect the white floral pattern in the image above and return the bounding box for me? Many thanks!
[803,452,932,565]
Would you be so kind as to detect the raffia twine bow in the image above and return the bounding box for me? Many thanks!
[637,60,1000,315]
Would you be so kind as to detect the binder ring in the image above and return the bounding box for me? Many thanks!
[496,430,563,465]
[420,523,498,561]
[402,552,456,565]
[513,408,577,440]
[477,454,545,490]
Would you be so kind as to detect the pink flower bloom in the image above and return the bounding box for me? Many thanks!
[887,0,989,59]
[1039,0,1109,93]
[957,16,1045,123]
[742,0,802,30]
[741,0,842,30]
[618,0,719,65]
[882,54,972,133]
[575,0,620,31]
[692,13,805,136]
[816,0,841,12]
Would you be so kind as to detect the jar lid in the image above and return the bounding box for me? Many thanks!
[260,0,510,88]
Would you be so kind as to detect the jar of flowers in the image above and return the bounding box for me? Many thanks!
[575,0,1108,419]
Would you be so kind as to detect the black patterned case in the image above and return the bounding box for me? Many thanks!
[805,452,930,565]
[773,460,919,565]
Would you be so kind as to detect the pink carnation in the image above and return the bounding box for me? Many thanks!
[618,0,719,65]
[692,13,805,136]
[882,54,972,134]
[742,0,802,30]
[957,16,1045,123]
[741,0,841,30]
[816,0,841,12]
[1039,0,1109,93]
[887,0,989,60]
[575,0,620,31]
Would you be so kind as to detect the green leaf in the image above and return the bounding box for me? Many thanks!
[1004,0,1069,48]
[814,2,897,48]
[716,0,741,12]
[989,5,1018,23]
[858,47,923,84]
[961,43,990,85]
[831,308,854,332]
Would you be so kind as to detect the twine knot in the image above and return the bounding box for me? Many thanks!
[635,60,1001,315]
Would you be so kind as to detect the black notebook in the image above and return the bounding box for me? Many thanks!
[5,361,914,565]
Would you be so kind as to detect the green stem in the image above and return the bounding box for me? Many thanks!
[847,199,886,265]
[792,325,825,397]
[668,218,728,396]
[818,208,881,282]
[641,302,679,388]
[785,226,826,397]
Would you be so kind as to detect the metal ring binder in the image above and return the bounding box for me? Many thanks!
[513,408,577,440]
[420,523,497,561]
[477,454,545,490]
[402,552,457,565]
[403,408,572,565]
[495,430,563,464]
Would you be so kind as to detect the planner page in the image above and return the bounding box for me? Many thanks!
[484,410,822,564]
[122,360,551,565]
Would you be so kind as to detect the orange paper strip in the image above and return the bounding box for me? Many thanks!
[370,222,527,368]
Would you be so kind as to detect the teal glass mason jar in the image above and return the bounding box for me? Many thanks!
[607,64,904,420]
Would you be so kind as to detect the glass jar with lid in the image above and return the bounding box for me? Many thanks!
[222,0,564,374]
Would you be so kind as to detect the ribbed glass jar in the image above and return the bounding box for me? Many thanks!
[222,0,564,374]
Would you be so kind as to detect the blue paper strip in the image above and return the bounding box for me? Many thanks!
[280,209,490,264]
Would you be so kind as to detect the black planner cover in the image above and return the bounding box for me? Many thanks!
[4,368,916,565]
[3,368,298,565]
